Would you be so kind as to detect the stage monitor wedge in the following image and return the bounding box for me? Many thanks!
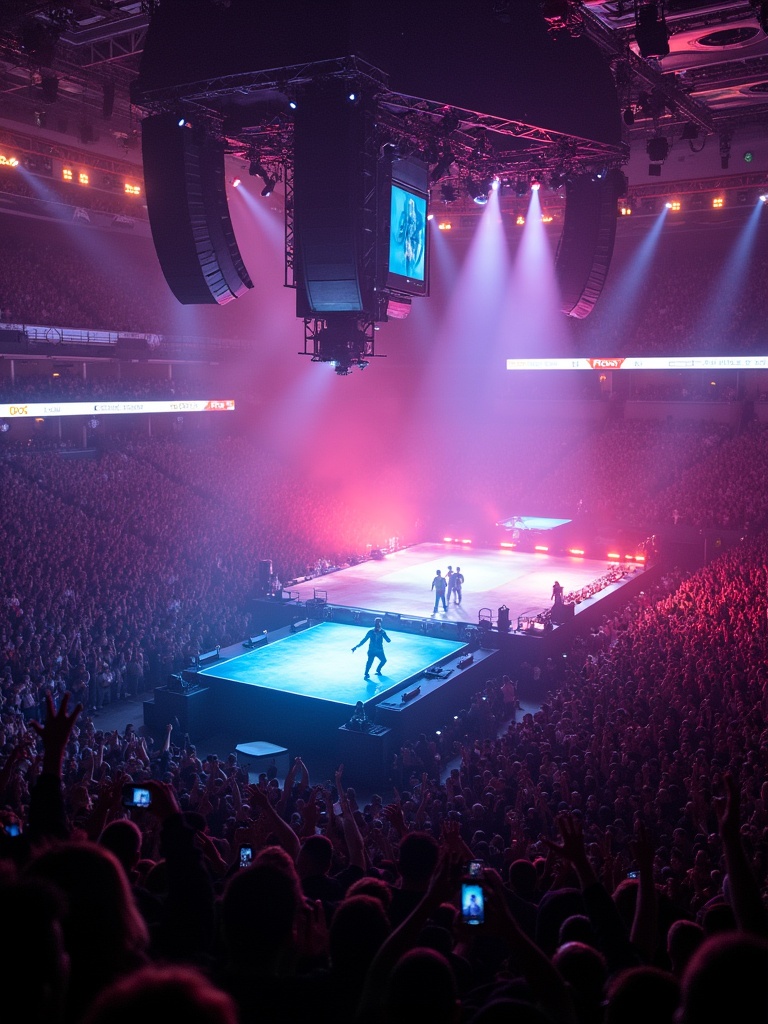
[142,113,253,305]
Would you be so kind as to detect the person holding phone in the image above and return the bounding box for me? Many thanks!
[461,887,484,923]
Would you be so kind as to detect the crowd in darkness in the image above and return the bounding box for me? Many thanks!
[571,237,768,357]
[0,371,204,403]
[0,426,767,1021]
[1,201,767,1019]
[0,202,766,356]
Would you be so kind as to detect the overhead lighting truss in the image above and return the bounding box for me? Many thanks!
[132,54,628,185]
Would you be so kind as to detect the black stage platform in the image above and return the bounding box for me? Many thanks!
[143,543,653,783]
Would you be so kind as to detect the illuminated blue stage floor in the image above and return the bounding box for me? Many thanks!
[197,621,464,707]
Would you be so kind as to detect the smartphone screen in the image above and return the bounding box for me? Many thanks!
[122,784,151,808]
[467,859,484,878]
[461,882,485,925]
[239,845,253,869]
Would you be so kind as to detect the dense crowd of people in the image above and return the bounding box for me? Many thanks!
[1,143,766,1023]
[0,202,766,356]
[572,233,768,357]
[0,371,209,403]
[1,522,767,1021]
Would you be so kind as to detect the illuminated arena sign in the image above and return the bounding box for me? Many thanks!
[0,399,235,419]
[506,356,768,371]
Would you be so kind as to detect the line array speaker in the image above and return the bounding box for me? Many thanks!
[293,83,375,315]
[556,170,621,319]
[142,113,253,305]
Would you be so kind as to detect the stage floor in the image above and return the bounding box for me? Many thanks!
[290,542,614,625]
[197,621,464,707]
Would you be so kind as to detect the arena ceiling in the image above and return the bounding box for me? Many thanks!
[0,2,765,185]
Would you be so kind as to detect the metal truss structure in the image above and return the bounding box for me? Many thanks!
[133,55,628,180]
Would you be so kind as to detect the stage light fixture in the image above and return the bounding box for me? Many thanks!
[635,3,670,59]
[719,131,732,170]
[431,148,455,185]
[469,175,494,204]
[549,170,567,191]
[515,214,525,226]
[712,196,724,208]
[665,200,681,210]
[249,157,276,197]
[760,194,768,204]
[647,136,668,162]
[491,176,500,191]
[531,179,541,191]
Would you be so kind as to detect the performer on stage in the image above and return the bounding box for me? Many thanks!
[445,566,456,604]
[432,569,448,614]
[453,566,464,605]
[351,617,391,679]
[551,580,564,606]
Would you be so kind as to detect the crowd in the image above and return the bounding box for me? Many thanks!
[572,234,768,357]
[0,166,146,221]
[1,524,767,1022]
[639,422,768,529]
[1,203,766,357]
[0,371,208,403]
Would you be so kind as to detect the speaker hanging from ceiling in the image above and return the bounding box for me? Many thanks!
[555,169,623,319]
[142,113,253,305]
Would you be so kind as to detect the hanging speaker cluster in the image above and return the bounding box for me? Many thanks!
[555,169,624,319]
[141,113,253,305]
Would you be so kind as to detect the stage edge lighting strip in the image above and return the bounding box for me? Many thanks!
[506,357,768,371]
[0,400,235,419]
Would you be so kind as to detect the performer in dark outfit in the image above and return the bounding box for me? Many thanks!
[432,569,448,614]
[453,566,464,605]
[551,581,564,606]
[445,566,456,604]
[351,617,391,679]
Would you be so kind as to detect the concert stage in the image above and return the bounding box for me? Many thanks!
[143,542,649,784]
[280,541,636,628]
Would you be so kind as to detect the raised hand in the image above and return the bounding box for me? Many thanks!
[30,691,82,771]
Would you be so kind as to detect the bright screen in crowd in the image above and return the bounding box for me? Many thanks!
[388,183,427,291]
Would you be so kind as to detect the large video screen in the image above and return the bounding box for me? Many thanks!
[387,182,428,295]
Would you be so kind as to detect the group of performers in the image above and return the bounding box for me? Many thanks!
[431,564,464,614]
